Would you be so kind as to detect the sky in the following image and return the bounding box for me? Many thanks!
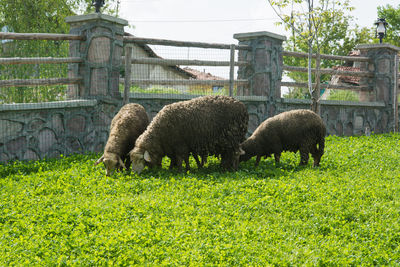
[118,0,399,44]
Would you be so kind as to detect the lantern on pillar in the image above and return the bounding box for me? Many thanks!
[374,18,388,44]
[92,0,105,13]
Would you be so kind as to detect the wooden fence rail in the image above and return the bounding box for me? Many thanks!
[0,77,82,88]
[283,65,374,77]
[283,50,371,62]
[122,57,249,67]
[281,81,372,91]
[120,78,249,86]
[0,57,83,65]
[123,36,251,50]
[0,32,84,41]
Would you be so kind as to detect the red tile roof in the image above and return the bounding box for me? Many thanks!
[332,65,361,85]
[183,67,224,80]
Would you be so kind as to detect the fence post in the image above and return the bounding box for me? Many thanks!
[229,44,235,96]
[123,45,132,104]
[357,43,400,132]
[66,13,128,99]
[234,31,286,97]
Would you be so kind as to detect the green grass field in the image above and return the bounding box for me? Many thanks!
[1,134,400,265]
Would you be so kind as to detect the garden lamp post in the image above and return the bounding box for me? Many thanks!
[92,0,105,13]
[374,18,388,44]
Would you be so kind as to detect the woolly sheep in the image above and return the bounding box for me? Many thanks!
[95,103,149,176]
[240,109,326,167]
[129,95,248,173]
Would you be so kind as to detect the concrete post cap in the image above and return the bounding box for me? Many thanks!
[233,31,286,41]
[66,13,128,26]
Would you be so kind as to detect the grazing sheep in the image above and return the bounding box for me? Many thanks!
[240,109,326,167]
[129,95,248,173]
[95,103,149,176]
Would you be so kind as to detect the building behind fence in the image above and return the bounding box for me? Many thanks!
[0,13,399,163]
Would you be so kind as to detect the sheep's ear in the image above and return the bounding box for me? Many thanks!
[94,155,104,166]
[144,151,151,162]
[239,147,245,155]
[118,156,127,170]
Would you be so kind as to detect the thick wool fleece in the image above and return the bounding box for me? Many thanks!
[101,103,149,172]
[240,109,326,167]
[130,95,248,172]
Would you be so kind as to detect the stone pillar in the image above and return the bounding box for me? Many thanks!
[357,44,400,103]
[66,13,128,99]
[234,31,286,99]
[357,43,400,132]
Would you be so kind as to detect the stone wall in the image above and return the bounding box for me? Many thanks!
[279,99,389,135]
[0,100,110,162]
[0,95,394,162]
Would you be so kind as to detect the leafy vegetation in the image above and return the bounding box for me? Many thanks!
[0,0,120,104]
[120,84,229,96]
[326,89,359,101]
[1,134,400,265]
[378,3,400,46]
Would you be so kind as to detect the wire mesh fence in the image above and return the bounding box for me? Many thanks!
[121,37,244,99]
[0,39,72,104]
[281,50,374,103]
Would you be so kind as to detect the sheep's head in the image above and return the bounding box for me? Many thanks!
[129,149,147,174]
[233,147,245,169]
[94,153,126,176]
[130,148,160,174]
[221,147,245,170]
[238,142,252,162]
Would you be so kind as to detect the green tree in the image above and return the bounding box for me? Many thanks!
[268,0,372,102]
[377,4,400,46]
[0,0,119,103]
[0,0,120,34]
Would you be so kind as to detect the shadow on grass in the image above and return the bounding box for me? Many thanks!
[127,155,312,182]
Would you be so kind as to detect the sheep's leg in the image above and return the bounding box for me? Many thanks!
[201,155,207,166]
[312,139,324,167]
[310,146,321,167]
[125,157,132,172]
[220,154,227,169]
[255,155,261,166]
[220,153,233,170]
[313,155,321,167]
[299,150,309,166]
[184,156,191,171]
[175,156,183,171]
[169,156,177,169]
[193,154,202,168]
[274,153,281,164]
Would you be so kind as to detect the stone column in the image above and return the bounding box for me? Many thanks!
[357,43,400,132]
[234,31,286,98]
[66,13,128,99]
[357,44,400,103]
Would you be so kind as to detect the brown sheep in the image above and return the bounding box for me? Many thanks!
[95,103,149,176]
[240,109,326,167]
[129,95,248,173]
